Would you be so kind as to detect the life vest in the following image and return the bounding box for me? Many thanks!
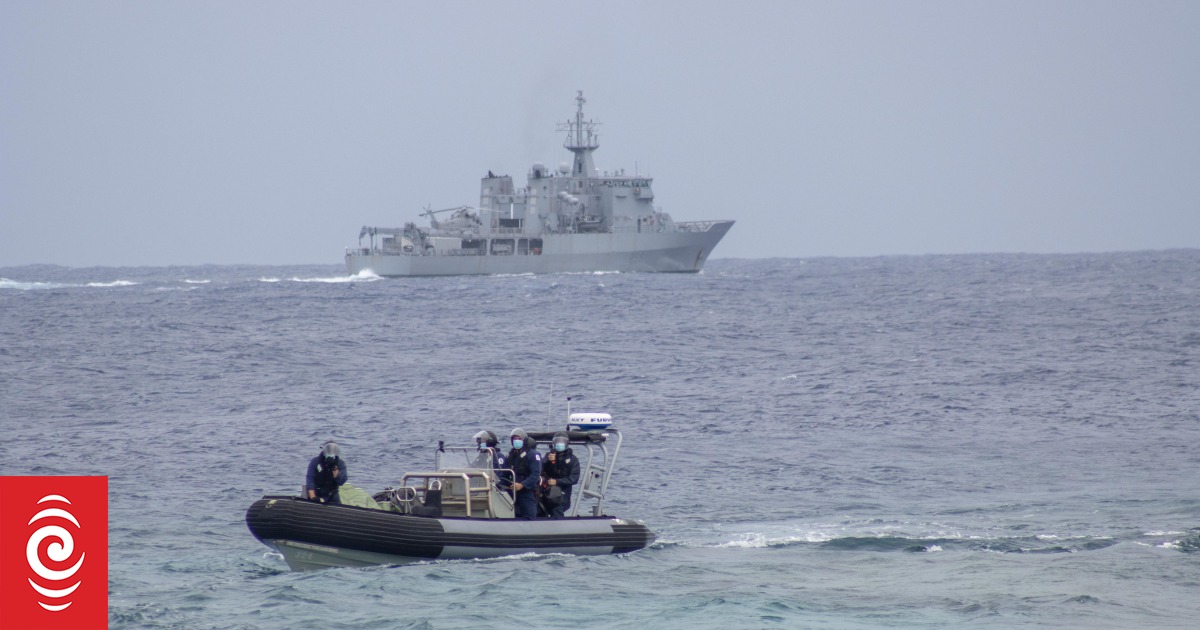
[507,446,539,485]
[545,449,574,482]
[313,459,341,498]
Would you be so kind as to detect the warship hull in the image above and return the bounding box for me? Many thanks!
[346,220,733,277]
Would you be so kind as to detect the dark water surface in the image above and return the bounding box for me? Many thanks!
[3,252,1199,628]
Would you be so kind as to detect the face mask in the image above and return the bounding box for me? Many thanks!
[512,439,524,450]
[478,443,488,452]
[554,443,566,452]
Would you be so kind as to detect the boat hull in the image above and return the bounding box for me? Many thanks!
[345,221,733,277]
[246,497,656,570]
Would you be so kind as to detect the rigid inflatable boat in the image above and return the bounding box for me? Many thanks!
[246,414,655,570]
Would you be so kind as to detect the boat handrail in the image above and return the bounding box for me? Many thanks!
[573,430,621,516]
[399,471,492,518]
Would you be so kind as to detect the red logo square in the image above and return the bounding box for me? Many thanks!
[0,476,108,630]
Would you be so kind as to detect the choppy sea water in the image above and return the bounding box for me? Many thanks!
[3,252,1199,629]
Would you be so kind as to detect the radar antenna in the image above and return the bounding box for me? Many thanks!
[557,91,600,178]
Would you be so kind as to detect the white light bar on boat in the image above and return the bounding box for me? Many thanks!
[568,413,612,431]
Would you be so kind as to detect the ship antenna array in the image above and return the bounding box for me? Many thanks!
[558,90,600,150]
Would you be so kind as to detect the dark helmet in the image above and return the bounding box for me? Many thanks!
[321,441,340,460]
[551,431,569,452]
[474,430,498,447]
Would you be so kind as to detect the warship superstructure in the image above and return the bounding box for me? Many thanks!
[346,92,733,276]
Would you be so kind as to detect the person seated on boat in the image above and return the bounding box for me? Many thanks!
[472,430,504,470]
[539,432,581,519]
[501,428,541,519]
[305,441,347,504]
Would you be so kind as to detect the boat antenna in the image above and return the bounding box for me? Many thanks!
[546,383,553,432]
[566,395,572,429]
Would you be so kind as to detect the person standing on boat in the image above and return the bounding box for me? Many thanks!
[305,441,347,504]
[503,428,541,519]
[473,430,504,470]
[540,432,581,518]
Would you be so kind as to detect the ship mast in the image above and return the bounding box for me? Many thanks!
[559,90,600,179]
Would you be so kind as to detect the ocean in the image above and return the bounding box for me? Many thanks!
[2,252,1199,628]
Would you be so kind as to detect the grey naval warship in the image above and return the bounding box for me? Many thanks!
[346,92,733,277]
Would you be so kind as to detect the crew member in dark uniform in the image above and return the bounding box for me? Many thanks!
[473,429,504,470]
[540,431,580,518]
[502,428,541,519]
[306,441,347,504]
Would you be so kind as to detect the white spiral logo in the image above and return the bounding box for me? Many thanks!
[26,494,86,612]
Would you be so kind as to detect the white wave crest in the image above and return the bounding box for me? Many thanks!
[183,279,210,284]
[0,278,75,290]
[85,280,137,287]
[713,531,833,548]
[289,269,382,283]
[1037,534,1110,541]
[489,551,571,561]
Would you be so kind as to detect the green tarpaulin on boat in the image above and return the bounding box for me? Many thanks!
[337,484,385,510]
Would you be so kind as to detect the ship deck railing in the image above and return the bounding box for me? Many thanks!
[427,227,525,237]
[675,220,720,232]
[346,247,489,257]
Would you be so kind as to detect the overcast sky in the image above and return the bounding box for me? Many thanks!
[2,1,1198,267]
